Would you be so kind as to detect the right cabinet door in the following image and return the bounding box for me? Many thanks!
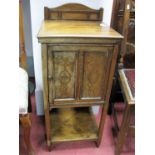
[79,46,113,102]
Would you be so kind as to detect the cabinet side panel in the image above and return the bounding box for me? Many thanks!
[41,44,51,146]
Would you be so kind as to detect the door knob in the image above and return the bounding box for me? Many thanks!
[48,75,53,80]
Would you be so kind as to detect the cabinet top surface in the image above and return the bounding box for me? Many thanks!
[38,20,123,39]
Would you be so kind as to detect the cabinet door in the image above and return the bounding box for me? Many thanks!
[80,47,113,101]
[48,45,113,105]
[48,45,77,104]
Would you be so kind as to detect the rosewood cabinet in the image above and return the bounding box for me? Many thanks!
[37,3,123,150]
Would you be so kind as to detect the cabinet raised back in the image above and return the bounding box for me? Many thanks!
[44,3,103,21]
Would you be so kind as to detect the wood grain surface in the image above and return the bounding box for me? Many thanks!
[50,107,98,143]
[44,3,103,21]
[38,3,123,150]
[38,20,123,39]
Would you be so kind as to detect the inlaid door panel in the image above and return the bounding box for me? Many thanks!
[53,52,76,99]
[48,46,77,103]
[81,51,112,100]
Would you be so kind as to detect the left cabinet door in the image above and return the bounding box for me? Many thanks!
[47,45,77,104]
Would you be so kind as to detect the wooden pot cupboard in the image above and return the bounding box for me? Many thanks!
[37,3,123,150]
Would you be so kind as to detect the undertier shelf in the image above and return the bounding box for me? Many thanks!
[50,107,98,143]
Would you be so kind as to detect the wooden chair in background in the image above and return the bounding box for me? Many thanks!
[108,0,135,116]
[19,0,34,154]
[110,2,135,153]
[19,68,34,155]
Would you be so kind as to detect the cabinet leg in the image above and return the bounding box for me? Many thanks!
[48,145,52,151]
[95,140,100,147]
[47,140,52,151]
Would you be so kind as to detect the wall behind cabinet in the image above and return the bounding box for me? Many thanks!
[29,0,113,115]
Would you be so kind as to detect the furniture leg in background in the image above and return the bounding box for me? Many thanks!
[114,69,135,155]
[20,114,34,155]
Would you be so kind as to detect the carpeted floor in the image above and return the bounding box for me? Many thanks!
[19,95,135,155]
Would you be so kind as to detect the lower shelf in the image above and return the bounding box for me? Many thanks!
[50,107,98,143]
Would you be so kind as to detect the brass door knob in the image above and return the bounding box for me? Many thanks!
[48,75,53,80]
